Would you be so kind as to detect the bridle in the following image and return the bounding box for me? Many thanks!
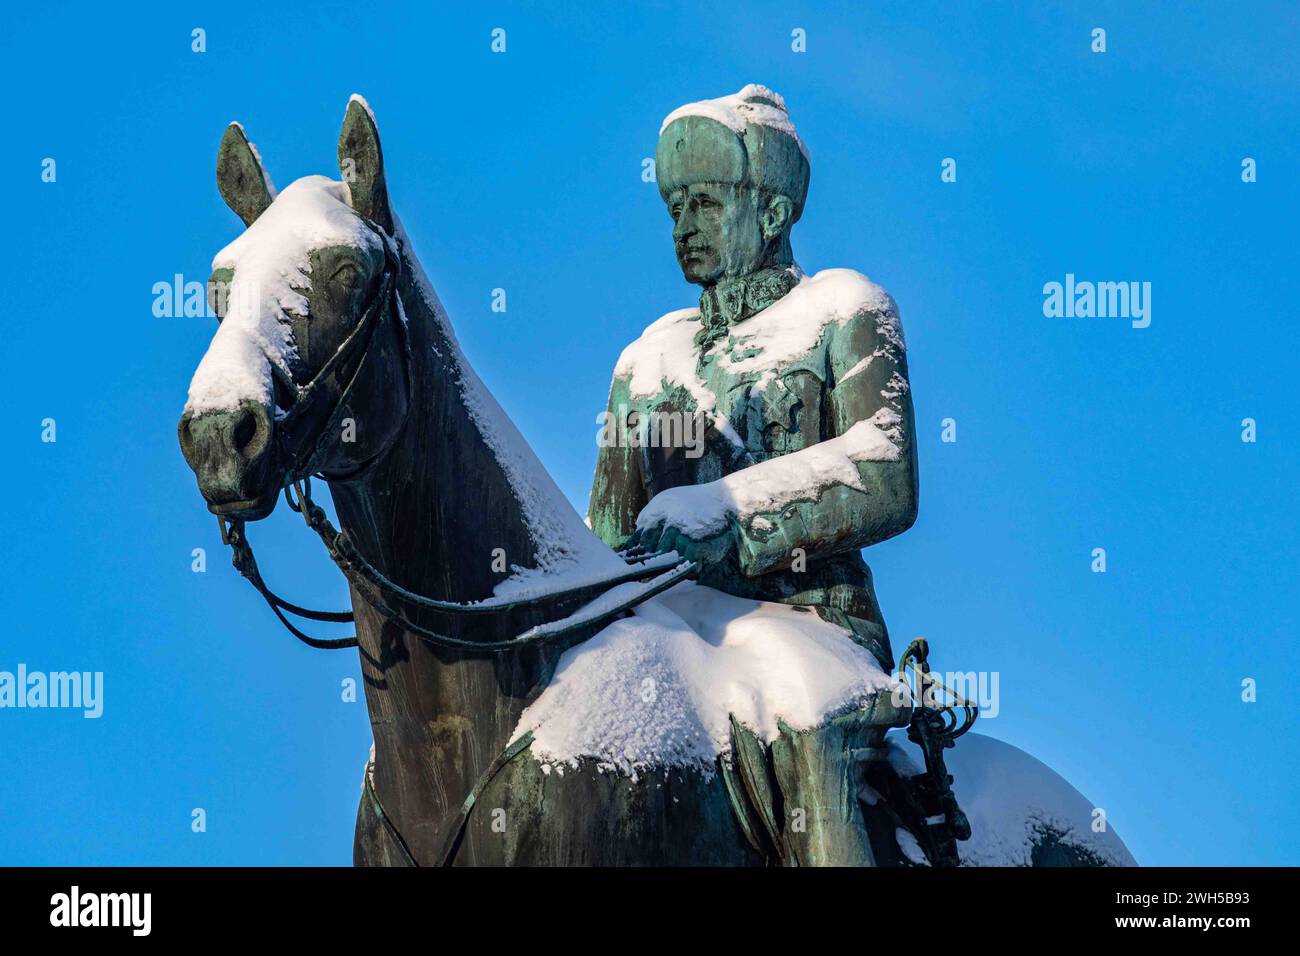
[216,216,695,654]
[272,219,412,483]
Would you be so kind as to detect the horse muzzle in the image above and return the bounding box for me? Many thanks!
[178,399,280,520]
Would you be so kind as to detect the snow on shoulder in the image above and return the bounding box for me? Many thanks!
[614,307,701,400]
[713,268,900,390]
[514,582,905,778]
[616,269,900,403]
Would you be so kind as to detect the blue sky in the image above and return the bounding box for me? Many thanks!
[1,1,1296,865]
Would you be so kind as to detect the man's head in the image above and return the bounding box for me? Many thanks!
[656,85,809,287]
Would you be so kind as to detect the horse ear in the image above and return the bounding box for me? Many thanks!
[338,96,392,233]
[216,123,276,227]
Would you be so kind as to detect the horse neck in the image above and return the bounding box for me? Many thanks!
[326,263,537,611]
[322,245,588,857]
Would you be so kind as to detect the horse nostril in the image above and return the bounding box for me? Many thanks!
[177,401,273,492]
[232,409,256,452]
[177,412,196,461]
[231,404,270,461]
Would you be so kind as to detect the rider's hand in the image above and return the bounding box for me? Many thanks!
[623,511,738,574]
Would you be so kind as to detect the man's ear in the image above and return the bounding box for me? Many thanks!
[217,123,276,226]
[338,96,393,233]
[760,194,793,241]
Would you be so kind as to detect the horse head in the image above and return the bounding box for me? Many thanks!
[179,97,410,519]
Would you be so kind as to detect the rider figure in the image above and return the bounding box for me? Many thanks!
[588,84,918,675]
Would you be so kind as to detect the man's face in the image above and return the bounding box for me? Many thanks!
[668,183,764,286]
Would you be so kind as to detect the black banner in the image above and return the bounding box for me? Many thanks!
[0,866,1286,941]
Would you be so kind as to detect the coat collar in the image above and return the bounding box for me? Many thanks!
[695,265,801,351]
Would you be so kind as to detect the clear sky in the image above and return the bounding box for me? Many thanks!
[2,2,1296,866]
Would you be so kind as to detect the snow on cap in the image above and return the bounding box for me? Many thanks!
[656,84,810,219]
[659,84,806,155]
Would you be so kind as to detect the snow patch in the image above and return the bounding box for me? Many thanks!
[886,731,1137,867]
[185,176,382,416]
[660,83,809,161]
[896,827,929,865]
[634,408,903,538]
[515,581,902,778]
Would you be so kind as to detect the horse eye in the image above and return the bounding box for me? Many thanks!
[331,263,361,287]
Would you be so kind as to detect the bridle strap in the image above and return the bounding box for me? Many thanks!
[292,476,693,644]
[276,224,409,482]
[219,476,693,653]
[218,516,358,649]
[362,729,537,868]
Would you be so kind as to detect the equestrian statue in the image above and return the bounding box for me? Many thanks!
[177,87,1134,867]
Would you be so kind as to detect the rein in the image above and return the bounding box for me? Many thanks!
[219,479,694,654]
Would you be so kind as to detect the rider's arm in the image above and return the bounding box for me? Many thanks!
[634,303,919,576]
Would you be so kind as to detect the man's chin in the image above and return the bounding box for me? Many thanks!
[207,489,279,521]
[679,264,720,286]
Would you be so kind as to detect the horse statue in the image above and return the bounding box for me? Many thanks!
[178,96,1134,867]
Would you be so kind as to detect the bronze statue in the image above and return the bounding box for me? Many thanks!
[177,91,1135,867]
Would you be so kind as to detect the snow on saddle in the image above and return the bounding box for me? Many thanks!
[514,581,911,864]
[515,581,909,778]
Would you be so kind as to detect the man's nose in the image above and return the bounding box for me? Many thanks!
[673,207,697,243]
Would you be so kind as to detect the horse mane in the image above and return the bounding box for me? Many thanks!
[351,212,623,602]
